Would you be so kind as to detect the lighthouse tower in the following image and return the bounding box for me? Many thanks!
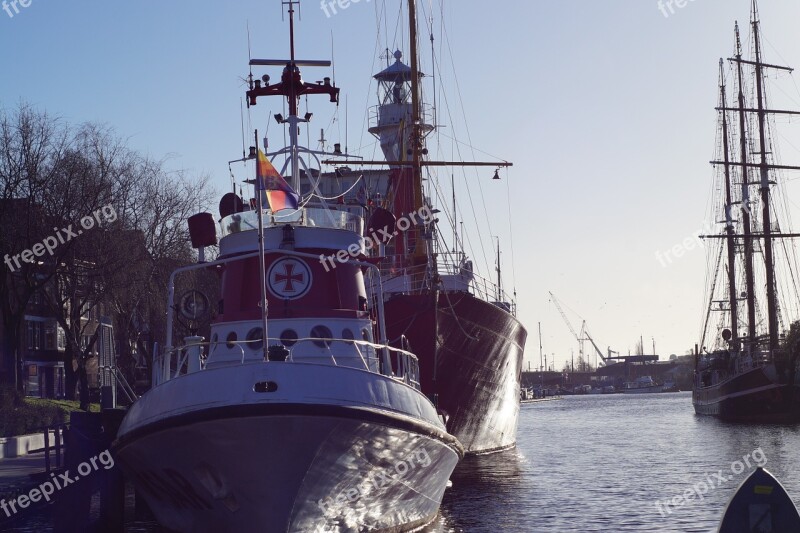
[368,50,434,164]
[368,51,434,268]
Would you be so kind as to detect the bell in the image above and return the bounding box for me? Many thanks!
[493,169,501,180]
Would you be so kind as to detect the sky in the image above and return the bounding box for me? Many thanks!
[3,0,800,372]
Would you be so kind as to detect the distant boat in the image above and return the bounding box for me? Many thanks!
[622,376,662,394]
[692,0,800,422]
[718,467,800,532]
[661,380,680,393]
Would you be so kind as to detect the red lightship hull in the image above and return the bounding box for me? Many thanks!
[385,291,527,455]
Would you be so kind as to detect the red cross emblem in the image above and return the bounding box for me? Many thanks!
[274,263,304,292]
[267,258,312,300]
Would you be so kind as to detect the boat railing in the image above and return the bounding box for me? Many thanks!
[153,336,421,390]
[219,207,364,239]
[379,253,517,314]
[368,103,435,132]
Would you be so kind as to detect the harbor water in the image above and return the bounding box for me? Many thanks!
[4,392,799,532]
[432,392,800,532]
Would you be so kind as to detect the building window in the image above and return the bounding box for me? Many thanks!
[57,327,67,351]
[45,323,56,350]
[26,320,45,351]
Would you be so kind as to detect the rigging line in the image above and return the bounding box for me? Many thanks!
[432,51,491,275]
[320,108,339,151]
[700,241,725,350]
[429,168,459,243]
[438,181,482,278]
[353,1,383,157]
[440,19,496,244]
[382,0,388,59]
[435,131,511,163]
[504,166,518,300]
[312,175,363,200]
[239,98,247,161]
[777,237,800,326]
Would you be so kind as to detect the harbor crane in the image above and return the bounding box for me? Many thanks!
[583,329,610,368]
[549,292,610,369]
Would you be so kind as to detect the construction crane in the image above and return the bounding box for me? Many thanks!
[550,292,611,369]
[583,329,609,368]
[549,292,585,369]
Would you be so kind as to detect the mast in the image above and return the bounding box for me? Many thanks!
[719,60,739,348]
[718,5,800,354]
[734,22,758,347]
[752,2,779,353]
[408,0,427,261]
[539,322,543,389]
[245,1,339,190]
[286,1,300,187]
[255,129,269,362]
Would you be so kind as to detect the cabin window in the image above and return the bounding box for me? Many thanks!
[310,325,333,348]
[226,332,237,349]
[342,328,355,344]
[246,328,264,351]
[280,329,298,347]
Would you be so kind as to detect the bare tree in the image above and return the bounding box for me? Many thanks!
[0,104,216,402]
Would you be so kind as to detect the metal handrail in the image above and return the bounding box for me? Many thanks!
[158,336,421,390]
[379,254,517,308]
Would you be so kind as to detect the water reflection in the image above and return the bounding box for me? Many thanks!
[424,449,527,532]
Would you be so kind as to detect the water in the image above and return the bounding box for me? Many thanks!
[4,392,799,532]
[431,392,800,532]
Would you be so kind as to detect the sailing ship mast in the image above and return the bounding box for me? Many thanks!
[718,60,739,349]
[694,0,800,424]
[751,1,778,352]
[733,21,757,349]
[709,1,800,355]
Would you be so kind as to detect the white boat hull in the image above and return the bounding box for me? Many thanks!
[114,363,462,533]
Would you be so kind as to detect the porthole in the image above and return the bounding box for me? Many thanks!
[280,329,298,347]
[226,332,237,349]
[246,328,264,351]
[311,325,333,348]
[342,328,355,344]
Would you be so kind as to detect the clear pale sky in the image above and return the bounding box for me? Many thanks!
[3,0,800,372]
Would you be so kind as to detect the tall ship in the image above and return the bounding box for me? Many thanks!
[113,4,463,532]
[326,1,527,454]
[693,1,800,422]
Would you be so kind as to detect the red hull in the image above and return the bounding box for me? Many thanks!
[385,292,527,454]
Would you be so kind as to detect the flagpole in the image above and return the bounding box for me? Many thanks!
[255,129,270,361]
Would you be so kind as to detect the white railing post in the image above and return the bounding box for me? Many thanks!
[184,336,205,374]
